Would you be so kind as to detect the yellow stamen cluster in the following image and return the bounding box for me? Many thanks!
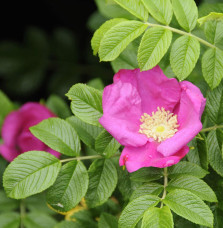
[139,107,179,142]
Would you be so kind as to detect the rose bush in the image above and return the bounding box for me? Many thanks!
[99,66,206,172]
[0,102,60,161]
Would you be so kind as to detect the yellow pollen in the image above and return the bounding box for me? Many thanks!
[139,107,179,142]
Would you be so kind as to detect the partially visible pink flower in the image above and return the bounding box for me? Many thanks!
[0,102,60,162]
[99,66,206,172]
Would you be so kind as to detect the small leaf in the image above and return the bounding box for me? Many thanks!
[130,167,163,182]
[0,190,19,212]
[142,0,173,25]
[167,175,217,202]
[99,20,148,61]
[163,189,213,227]
[168,161,209,179]
[47,161,89,212]
[66,83,103,127]
[91,18,127,56]
[198,12,223,26]
[95,129,121,158]
[142,206,173,228]
[67,116,102,149]
[204,20,223,44]
[111,42,138,72]
[130,182,163,201]
[206,81,223,124]
[207,130,223,176]
[170,36,200,80]
[23,212,57,228]
[55,221,79,228]
[98,213,118,228]
[172,0,198,32]
[113,0,148,21]
[30,117,80,156]
[118,195,160,228]
[85,159,118,207]
[138,27,172,71]
[0,212,20,228]
[46,94,71,119]
[3,151,61,199]
[202,48,223,89]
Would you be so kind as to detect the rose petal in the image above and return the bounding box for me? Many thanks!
[99,80,147,147]
[158,82,205,156]
[137,66,181,114]
[17,130,45,152]
[1,111,22,147]
[119,142,189,172]
[0,144,21,162]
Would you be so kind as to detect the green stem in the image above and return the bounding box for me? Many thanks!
[20,200,26,228]
[60,155,103,163]
[161,167,168,208]
[145,22,216,49]
[200,125,223,133]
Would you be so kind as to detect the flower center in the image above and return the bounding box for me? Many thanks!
[139,107,179,142]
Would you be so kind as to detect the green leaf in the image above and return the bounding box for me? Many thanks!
[66,83,103,127]
[187,139,201,166]
[142,206,173,228]
[55,221,79,228]
[95,130,121,158]
[167,175,217,202]
[99,20,148,61]
[95,0,136,20]
[199,3,223,18]
[207,130,223,176]
[113,0,148,21]
[207,81,223,124]
[99,213,118,228]
[202,48,223,89]
[87,78,104,90]
[47,161,88,213]
[138,27,172,71]
[67,116,102,149]
[163,189,213,227]
[0,190,19,212]
[170,36,200,80]
[85,159,118,207]
[168,161,209,179]
[118,195,160,228]
[3,151,61,199]
[172,0,198,32]
[91,18,127,56]
[130,182,163,201]
[111,42,138,72]
[0,90,14,129]
[130,167,163,182]
[23,212,57,228]
[0,212,20,228]
[142,0,173,25]
[198,12,223,26]
[46,94,71,119]
[30,117,80,157]
[203,20,223,44]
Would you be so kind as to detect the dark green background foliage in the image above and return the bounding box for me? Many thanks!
[1,0,223,227]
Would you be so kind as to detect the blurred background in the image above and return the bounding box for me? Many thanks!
[0,0,114,104]
[0,0,214,105]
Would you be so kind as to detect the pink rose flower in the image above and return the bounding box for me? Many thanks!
[0,102,60,162]
[99,66,206,172]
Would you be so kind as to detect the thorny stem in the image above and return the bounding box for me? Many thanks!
[160,167,168,208]
[145,22,217,49]
[200,125,223,133]
[20,200,26,228]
